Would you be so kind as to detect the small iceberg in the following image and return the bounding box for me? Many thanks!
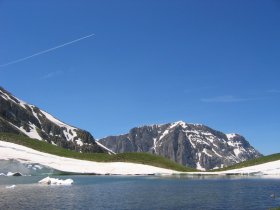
[38,176,73,185]
[6,185,16,189]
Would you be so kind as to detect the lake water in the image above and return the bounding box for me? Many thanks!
[0,175,280,210]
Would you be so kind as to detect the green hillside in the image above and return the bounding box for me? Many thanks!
[0,133,196,172]
[212,153,280,172]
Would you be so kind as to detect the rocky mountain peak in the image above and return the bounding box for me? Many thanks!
[99,121,262,170]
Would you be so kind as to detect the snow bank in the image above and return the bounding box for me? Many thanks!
[220,160,280,175]
[38,177,73,185]
[184,160,280,176]
[5,185,16,189]
[0,141,176,175]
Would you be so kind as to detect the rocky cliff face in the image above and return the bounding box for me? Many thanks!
[99,121,262,170]
[0,87,108,153]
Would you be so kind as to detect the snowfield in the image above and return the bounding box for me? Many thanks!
[187,160,280,176]
[0,140,280,176]
[0,141,176,175]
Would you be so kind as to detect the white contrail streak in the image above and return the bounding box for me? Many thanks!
[0,33,95,68]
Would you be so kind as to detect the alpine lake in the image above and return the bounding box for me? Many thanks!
[1,174,280,210]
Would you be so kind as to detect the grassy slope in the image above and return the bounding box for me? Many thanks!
[212,153,280,172]
[0,133,196,172]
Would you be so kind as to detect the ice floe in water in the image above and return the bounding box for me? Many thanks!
[38,176,73,185]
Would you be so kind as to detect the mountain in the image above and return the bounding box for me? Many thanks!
[0,87,108,153]
[98,121,262,170]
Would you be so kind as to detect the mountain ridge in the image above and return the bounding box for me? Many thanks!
[99,121,262,170]
[0,86,109,153]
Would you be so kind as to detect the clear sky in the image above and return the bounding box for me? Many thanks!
[0,1,279,155]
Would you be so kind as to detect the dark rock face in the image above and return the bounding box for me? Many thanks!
[0,87,106,153]
[99,121,262,170]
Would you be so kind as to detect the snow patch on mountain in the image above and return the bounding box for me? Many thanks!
[212,149,222,158]
[203,148,213,157]
[196,153,205,171]
[96,141,116,155]
[40,110,82,143]
[159,129,169,141]
[226,133,237,139]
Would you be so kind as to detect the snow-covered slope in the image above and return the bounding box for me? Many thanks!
[99,121,262,170]
[0,140,278,176]
[219,160,280,175]
[0,141,176,175]
[0,87,109,153]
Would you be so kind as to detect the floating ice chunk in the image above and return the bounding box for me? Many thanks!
[38,176,73,185]
[6,185,16,189]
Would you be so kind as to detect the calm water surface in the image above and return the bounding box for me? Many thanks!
[0,175,280,210]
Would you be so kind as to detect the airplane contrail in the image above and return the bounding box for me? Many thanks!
[0,33,95,68]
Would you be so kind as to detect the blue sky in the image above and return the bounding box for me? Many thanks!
[0,1,279,155]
